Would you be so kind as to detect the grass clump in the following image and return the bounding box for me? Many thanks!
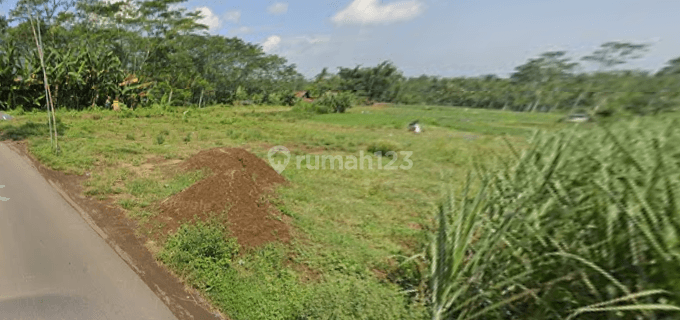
[367,140,401,157]
[158,221,239,274]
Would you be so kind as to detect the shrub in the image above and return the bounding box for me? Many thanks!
[313,91,355,113]
[250,93,264,105]
[155,133,165,145]
[265,92,282,106]
[280,91,301,106]
[292,101,331,114]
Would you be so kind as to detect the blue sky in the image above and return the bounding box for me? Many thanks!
[2,0,678,78]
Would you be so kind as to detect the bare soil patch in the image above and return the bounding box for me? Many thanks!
[156,147,291,249]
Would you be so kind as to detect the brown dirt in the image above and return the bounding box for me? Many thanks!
[4,141,225,320]
[370,102,393,109]
[155,147,290,249]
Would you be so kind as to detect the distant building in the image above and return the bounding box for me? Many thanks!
[295,91,311,99]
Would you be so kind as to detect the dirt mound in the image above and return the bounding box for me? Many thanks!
[157,148,289,248]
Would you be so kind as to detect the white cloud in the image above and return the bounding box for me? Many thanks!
[332,0,424,26]
[267,2,288,15]
[262,35,282,53]
[229,26,254,35]
[196,7,221,30]
[224,10,241,23]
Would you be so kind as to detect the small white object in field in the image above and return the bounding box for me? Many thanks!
[407,120,421,133]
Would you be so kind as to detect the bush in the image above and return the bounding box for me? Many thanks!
[155,133,165,145]
[292,101,331,114]
[280,91,301,106]
[265,92,282,106]
[313,91,355,113]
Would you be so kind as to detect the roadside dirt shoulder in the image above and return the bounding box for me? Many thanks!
[5,141,226,320]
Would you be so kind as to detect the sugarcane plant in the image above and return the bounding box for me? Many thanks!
[427,119,680,319]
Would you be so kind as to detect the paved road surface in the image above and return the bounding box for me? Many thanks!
[0,143,178,320]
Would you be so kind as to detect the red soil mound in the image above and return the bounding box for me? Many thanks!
[156,148,289,248]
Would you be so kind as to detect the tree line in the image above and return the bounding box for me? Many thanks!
[0,0,304,110]
[306,44,680,116]
[1,0,679,115]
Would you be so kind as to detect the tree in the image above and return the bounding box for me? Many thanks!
[581,41,649,71]
[510,51,578,111]
[657,57,680,77]
[337,61,403,102]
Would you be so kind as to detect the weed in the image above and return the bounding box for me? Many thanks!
[366,140,401,157]
[156,134,165,145]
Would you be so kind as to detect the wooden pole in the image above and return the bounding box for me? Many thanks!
[30,17,58,152]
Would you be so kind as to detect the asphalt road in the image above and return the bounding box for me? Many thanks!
[0,143,178,320]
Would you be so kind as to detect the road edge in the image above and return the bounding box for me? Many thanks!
[3,141,227,320]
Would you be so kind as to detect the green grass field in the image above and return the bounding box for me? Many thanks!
[1,104,584,319]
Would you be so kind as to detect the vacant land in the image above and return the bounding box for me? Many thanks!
[0,104,572,319]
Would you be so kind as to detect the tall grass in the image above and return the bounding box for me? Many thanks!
[428,119,680,319]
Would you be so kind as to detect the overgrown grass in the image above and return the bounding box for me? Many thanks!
[0,104,621,319]
[159,221,425,319]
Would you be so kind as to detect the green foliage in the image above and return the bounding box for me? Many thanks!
[312,91,355,113]
[337,61,403,102]
[11,104,680,320]
[159,222,424,320]
[366,140,400,157]
[292,100,329,114]
[427,120,680,319]
[158,221,239,274]
[155,133,165,145]
[234,86,248,103]
[280,91,301,106]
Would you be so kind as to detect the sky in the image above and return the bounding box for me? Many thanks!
[1,0,679,79]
